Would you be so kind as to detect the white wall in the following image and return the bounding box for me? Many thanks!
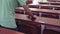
[32,0,40,4]
[32,0,48,4]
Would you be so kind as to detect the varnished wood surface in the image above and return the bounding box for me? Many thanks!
[0,27,25,34]
[16,7,60,14]
[28,4,60,8]
[39,2,60,5]
[15,14,60,27]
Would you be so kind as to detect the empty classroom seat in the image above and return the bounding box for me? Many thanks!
[51,3,60,5]
[55,7,60,10]
[42,13,59,19]
[39,2,60,5]
[43,25,60,34]
[43,29,60,34]
[28,4,60,10]
[15,14,60,34]
[28,4,40,8]
[40,6,53,10]
[28,5,39,8]
[16,19,41,34]
[15,7,59,19]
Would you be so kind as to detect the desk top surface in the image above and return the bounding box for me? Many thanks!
[16,7,60,14]
[28,4,60,7]
[15,14,60,27]
[39,2,60,4]
[0,27,25,34]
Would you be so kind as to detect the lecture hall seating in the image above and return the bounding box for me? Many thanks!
[15,0,60,34]
[28,4,60,10]
[15,14,60,34]
[15,7,60,19]
[39,2,60,5]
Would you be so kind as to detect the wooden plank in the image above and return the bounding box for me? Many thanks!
[28,4,60,8]
[15,7,60,19]
[0,27,25,34]
[15,14,60,27]
[40,4,60,8]
[15,7,60,14]
[39,2,60,5]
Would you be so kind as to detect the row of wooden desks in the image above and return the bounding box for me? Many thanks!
[39,2,60,5]
[0,27,25,34]
[15,14,60,27]
[15,14,60,34]
[28,4,60,10]
[40,4,60,8]
[15,7,60,19]
[16,7,60,14]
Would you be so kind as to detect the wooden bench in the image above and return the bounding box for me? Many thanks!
[39,2,60,5]
[15,14,60,27]
[16,7,60,14]
[0,27,25,34]
[28,4,60,10]
[15,14,60,34]
[15,7,60,19]
[16,18,41,34]
[39,4,60,10]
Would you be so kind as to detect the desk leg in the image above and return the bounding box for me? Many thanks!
[41,25,45,34]
[39,5,41,9]
[59,14,60,19]
[49,3,51,5]
[39,12,42,17]
[53,7,55,10]
[24,11,26,14]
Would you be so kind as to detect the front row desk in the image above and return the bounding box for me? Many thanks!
[15,14,60,34]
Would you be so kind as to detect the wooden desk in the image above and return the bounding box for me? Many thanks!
[28,4,60,8]
[15,7,60,19]
[15,14,60,34]
[28,4,40,8]
[0,27,25,34]
[15,14,60,27]
[39,2,60,5]
[16,7,60,14]
[28,4,60,10]
[39,4,60,8]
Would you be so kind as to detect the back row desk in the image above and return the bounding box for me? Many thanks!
[15,7,60,19]
[39,2,60,5]
[28,4,60,10]
[15,14,60,27]
[0,27,25,34]
[15,14,60,34]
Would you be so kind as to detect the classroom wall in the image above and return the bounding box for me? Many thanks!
[32,0,48,4]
